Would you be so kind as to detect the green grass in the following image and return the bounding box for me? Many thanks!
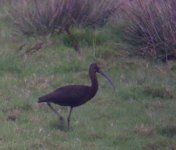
[0,12,176,150]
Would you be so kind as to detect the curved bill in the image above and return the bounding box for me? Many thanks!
[99,70,115,90]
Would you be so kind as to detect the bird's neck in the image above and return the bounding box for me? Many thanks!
[89,71,98,97]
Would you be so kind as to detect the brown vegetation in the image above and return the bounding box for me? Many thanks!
[124,0,176,61]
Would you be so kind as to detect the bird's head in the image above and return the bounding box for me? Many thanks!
[90,63,115,90]
[90,63,100,73]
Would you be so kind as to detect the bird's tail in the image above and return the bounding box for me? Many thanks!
[38,96,47,103]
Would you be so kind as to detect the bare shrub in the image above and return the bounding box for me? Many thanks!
[9,0,120,36]
[8,0,120,54]
[124,0,176,61]
[9,0,66,36]
[69,0,120,27]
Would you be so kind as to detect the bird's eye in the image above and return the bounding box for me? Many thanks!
[95,67,99,72]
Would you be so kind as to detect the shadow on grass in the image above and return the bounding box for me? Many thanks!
[28,143,45,150]
[157,125,176,138]
[113,135,132,145]
[49,120,70,132]
[143,141,168,150]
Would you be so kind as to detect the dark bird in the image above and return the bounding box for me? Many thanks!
[38,63,114,129]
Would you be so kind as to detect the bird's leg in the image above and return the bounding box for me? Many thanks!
[67,107,73,130]
[47,103,64,122]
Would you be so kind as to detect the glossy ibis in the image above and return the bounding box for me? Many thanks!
[38,63,114,129]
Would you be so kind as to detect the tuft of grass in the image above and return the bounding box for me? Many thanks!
[62,28,109,48]
[158,125,176,138]
[0,55,22,75]
[143,140,170,150]
[135,124,155,136]
[142,85,174,99]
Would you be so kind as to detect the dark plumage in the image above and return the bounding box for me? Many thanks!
[38,63,114,129]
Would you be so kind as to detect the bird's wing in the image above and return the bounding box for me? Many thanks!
[54,85,88,100]
[39,85,89,106]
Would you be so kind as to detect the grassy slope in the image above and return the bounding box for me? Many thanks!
[0,12,176,150]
